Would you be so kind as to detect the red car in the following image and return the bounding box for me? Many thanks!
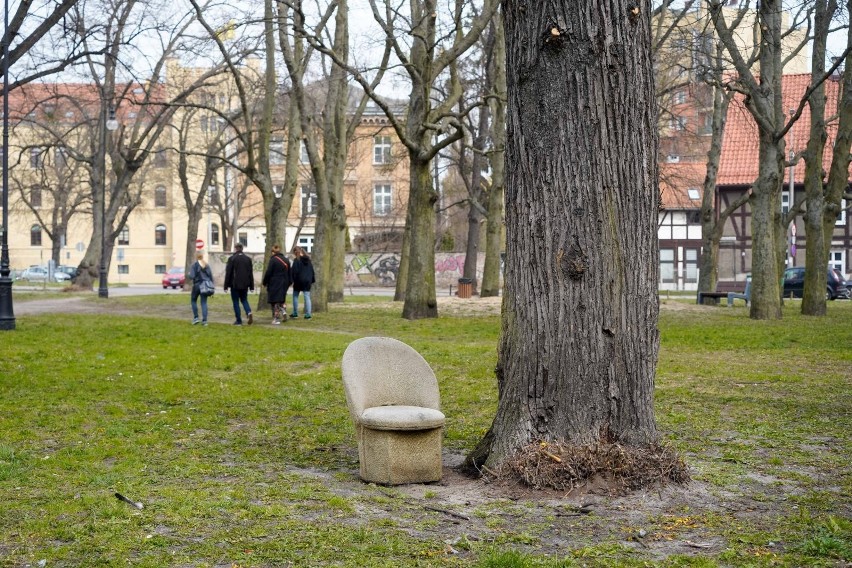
[161,267,186,289]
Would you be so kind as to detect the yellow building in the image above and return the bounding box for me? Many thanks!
[2,63,410,284]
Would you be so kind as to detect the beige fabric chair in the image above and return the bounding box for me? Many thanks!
[342,337,445,484]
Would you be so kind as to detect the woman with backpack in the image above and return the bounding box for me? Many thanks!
[290,247,316,319]
[188,251,214,326]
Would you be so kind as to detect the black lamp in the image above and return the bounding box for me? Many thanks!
[0,0,15,330]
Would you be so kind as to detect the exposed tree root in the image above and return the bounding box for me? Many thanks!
[490,439,690,495]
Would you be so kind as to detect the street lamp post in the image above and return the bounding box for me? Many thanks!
[98,104,118,299]
[0,0,15,330]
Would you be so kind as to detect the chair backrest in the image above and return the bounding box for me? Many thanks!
[341,337,440,417]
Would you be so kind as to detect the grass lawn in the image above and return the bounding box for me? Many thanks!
[0,293,850,567]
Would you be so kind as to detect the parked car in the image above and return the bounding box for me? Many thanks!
[782,267,850,300]
[16,265,71,282]
[55,265,78,280]
[161,266,185,289]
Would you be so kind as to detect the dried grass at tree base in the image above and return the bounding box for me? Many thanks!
[496,439,690,495]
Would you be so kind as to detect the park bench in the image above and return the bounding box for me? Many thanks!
[341,337,445,485]
[696,280,748,306]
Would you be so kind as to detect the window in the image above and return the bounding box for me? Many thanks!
[270,137,285,165]
[674,91,687,105]
[155,265,167,274]
[55,146,68,169]
[374,184,392,215]
[684,249,699,283]
[669,117,686,131]
[154,186,167,208]
[155,224,167,246]
[211,224,220,246]
[297,235,314,253]
[153,150,167,168]
[828,251,845,272]
[781,191,790,214]
[238,232,248,247]
[687,188,700,200]
[30,224,42,246]
[300,141,310,164]
[30,148,43,168]
[30,186,42,208]
[301,184,317,216]
[836,199,847,226]
[200,116,208,132]
[272,184,284,198]
[207,185,218,204]
[118,225,130,245]
[117,265,129,275]
[660,249,675,283]
[373,136,392,164]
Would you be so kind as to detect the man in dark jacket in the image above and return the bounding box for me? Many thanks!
[224,243,255,325]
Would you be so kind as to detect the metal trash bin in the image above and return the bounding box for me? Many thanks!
[457,278,473,299]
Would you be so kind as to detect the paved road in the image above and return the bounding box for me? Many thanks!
[14,284,399,297]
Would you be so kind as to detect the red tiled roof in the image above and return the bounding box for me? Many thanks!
[9,82,166,124]
[717,73,847,186]
[659,161,705,209]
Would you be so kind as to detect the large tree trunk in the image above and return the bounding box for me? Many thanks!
[801,0,833,315]
[463,207,483,290]
[327,201,347,303]
[402,156,438,319]
[470,0,660,468]
[749,144,784,319]
[393,214,411,302]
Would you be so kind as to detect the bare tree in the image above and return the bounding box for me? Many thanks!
[467,0,663,470]
[8,85,90,266]
[480,14,506,298]
[299,0,499,318]
[172,105,226,285]
[801,0,852,313]
[708,0,815,319]
[279,0,391,312]
[448,15,505,297]
[189,0,300,311]
[0,0,92,91]
[68,0,229,290]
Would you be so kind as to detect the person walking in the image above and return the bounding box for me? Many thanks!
[262,244,292,325]
[224,243,255,325]
[290,246,316,319]
[188,251,214,326]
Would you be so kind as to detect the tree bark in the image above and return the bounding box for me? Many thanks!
[470,0,660,468]
[402,155,438,319]
[801,0,835,315]
[822,3,852,280]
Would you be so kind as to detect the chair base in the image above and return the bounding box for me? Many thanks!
[358,426,443,485]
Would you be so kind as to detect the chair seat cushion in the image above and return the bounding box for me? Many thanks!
[360,405,446,431]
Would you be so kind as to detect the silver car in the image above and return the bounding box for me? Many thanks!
[17,265,71,282]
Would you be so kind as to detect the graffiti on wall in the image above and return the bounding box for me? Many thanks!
[211,251,500,289]
[344,252,492,287]
[345,253,400,286]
